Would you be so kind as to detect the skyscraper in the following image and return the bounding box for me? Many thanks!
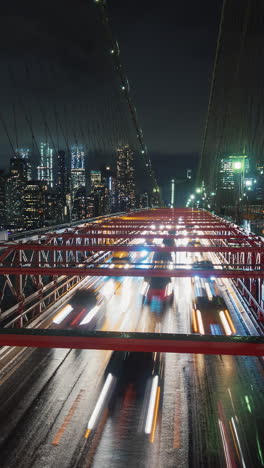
[16,148,32,181]
[37,142,54,187]
[71,145,86,192]
[116,145,135,211]
[90,170,101,188]
[5,157,27,227]
[56,150,69,222]
[23,181,45,229]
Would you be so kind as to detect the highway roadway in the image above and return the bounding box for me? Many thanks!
[0,252,264,467]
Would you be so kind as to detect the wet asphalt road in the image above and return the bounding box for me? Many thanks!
[0,267,264,467]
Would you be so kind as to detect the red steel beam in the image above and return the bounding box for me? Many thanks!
[22,233,254,240]
[1,244,264,253]
[0,329,263,356]
[1,266,264,278]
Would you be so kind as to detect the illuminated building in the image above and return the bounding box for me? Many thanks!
[71,146,86,193]
[37,142,54,187]
[90,170,101,188]
[5,157,27,227]
[16,148,32,180]
[217,155,249,203]
[92,184,110,216]
[57,150,69,221]
[101,166,116,212]
[72,187,87,220]
[116,145,135,210]
[23,181,45,228]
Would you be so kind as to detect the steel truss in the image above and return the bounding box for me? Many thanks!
[1,208,264,329]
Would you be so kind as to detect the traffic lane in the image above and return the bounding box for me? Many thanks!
[81,277,193,468]
[76,352,167,468]
[186,352,264,467]
[0,275,155,467]
[0,346,113,468]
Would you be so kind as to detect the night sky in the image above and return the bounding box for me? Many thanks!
[109,0,222,202]
[0,0,222,203]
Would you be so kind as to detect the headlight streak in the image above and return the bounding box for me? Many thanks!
[218,418,232,468]
[196,309,205,335]
[231,417,246,468]
[145,375,159,434]
[53,304,73,324]
[80,305,100,325]
[141,281,150,296]
[87,373,115,431]
[204,282,213,301]
[192,308,198,333]
[219,310,232,335]
[224,309,236,334]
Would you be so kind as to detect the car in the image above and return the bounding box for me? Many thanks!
[142,277,173,305]
[192,260,214,270]
[111,251,133,268]
[187,239,201,247]
[153,251,173,267]
[53,288,105,329]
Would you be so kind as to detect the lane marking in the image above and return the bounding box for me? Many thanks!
[150,386,161,443]
[52,388,86,445]
[84,428,91,439]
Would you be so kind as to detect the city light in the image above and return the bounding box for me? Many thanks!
[171,179,175,206]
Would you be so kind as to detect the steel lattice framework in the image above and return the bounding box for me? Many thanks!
[0,208,264,353]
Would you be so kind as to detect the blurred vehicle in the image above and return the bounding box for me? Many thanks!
[163,229,176,247]
[137,248,149,260]
[111,251,133,268]
[145,238,154,246]
[142,277,173,305]
[106,351,161,380]
[53,288,105,329]
[192,260,214,270]
[153,251,172,267]
[188,239,201,247]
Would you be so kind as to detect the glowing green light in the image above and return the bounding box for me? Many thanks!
[245,395,252,413]
[256,433,264,465]
[196,188,201,193]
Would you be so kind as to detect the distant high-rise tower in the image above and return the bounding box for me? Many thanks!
[5,157,27,227]
[90,170,101,188]
[16,148,32,180]
[116,145,135,210]
[57,150,68,195]
[56,150,69,222]
[37,142,54,187]
[71,145,85,192]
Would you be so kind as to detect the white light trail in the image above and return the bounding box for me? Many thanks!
[87,373,114,430]
[196,309,205,335]
[145,375,159,434]
[80,305,100,325]
[53,304,73,324]
[219,311,232,335]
